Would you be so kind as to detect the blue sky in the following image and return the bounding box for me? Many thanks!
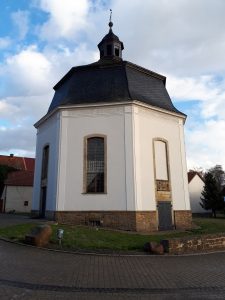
[0,0,225,170]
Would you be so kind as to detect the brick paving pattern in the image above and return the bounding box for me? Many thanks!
[1,240,225,299]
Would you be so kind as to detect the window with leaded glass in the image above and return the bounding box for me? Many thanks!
[86,137,105,193]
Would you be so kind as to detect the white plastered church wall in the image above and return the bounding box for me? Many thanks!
[56,105,136,211]
[33,102,190,214]
[133,105,190,211]
[32,112,60,211]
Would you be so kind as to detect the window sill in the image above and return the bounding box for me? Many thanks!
[82,192,107,195]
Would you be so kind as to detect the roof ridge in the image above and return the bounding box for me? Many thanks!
[123,61,132,100]
[124,61,166,84]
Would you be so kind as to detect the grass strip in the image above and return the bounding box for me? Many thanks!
[0,217,225,251]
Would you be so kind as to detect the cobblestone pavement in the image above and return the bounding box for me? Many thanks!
[1,240,225,299]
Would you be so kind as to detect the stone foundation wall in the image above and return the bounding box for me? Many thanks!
[31,209,192,232]
[54,211,158,232]
[136,211,157,231]
[162,234,225,254]
[31,210,55,220]
[174,210,192,229]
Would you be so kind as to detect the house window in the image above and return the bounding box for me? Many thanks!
[41,145,49,180]
[85,136,106,193]
[24,201,28,206]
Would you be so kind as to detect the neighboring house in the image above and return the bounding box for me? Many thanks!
[32,21,192,231]
[0,154,35,213]
[188,171,207,214]
[0,154,35,171]
[2,170,34,213]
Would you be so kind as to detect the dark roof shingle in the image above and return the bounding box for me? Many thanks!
[47,60,185,117]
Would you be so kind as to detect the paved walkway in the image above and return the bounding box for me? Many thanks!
[0,213,46,227]
[1,240,225,299]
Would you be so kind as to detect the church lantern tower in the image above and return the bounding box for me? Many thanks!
[32,16,192,232]
[98,15,124,60]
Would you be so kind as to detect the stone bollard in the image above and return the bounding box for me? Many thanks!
[25,224,52,247]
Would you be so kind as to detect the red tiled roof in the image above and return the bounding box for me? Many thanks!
[23,157,35,171]
[4,170,34,186]
[188,171,204,183]
[0,155,35,171]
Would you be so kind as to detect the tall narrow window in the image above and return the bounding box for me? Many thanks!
[154,140,170,191]
[40,145,49,218]
[86,137,105,193]
[41,145,49,180]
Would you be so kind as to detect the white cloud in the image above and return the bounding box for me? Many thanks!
[0,100,20,119]
[0,37,11,49]
[167,75,218,102]
[0,45,53,97]
[11,10,29,40]
[43,43,98,79]
[186,119,225,170]
[165,74,225,169]
[0,41,98,98]
[112,0,225,76]
[37,0,89,40]
[0,40,97,156]
[0,94,52,124]
[0,93,53,157]
[167,75,225,119]
[0,125,36,156]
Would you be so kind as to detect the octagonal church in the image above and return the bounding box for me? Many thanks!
[32,20,192,231]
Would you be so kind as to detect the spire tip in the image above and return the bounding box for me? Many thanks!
[108,9,113,30]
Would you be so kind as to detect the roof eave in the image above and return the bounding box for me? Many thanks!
[34,100,186,128]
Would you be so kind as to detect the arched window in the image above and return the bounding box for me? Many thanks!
[41,145,49,180]
[85,136,106,193]
[40,145,49,217]
[153,139,170,191]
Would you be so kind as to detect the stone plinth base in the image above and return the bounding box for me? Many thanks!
[54,211,158,232]
[31,209,192,232]
[174,210,192,229]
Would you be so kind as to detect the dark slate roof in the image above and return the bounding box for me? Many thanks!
[98,30,124,50]
[48,59,185,116]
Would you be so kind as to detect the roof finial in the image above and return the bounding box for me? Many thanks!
[108,9,113,31]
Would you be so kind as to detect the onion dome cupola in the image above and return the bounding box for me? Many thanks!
[98,10,124,60]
